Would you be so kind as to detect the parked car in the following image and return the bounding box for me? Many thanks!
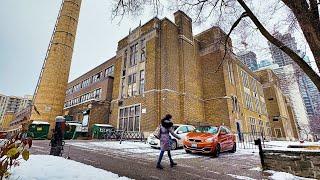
[147,124,195,150]
[183,125,236,157]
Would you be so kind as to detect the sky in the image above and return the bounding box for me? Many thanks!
[0,0,317,97]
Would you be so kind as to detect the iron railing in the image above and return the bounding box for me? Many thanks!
[104,130,145,143]
[236,132,271,149]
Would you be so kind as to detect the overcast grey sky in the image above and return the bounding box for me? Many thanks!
[0,0,317,97]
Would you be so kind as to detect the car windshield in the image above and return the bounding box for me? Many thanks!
[172,125,179,131]
[194,126,218,134]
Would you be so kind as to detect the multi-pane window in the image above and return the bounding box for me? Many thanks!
[121,77,125,98]
[92,72,102,83]
[140,39,146,62]
[249,117,256,134]
[128,73,137,97]
[257,120,264,133]
[64,88,102,108]
[227,61,235,85]
[73,83,81,92]
[119,105,141,131]
[139,70,145,94]
[244,92,253,110]
[105,65,114,77]
[231,96,240,112]
[241,70,249,88]
[123,50,128,69]
[81,78,91,88]
[129,44,138,67]
[66,88,73,95]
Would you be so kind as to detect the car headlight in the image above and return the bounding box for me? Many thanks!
[205,137,214,143]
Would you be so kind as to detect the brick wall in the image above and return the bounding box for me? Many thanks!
[263,149,320,179]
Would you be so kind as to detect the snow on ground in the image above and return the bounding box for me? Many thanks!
[263,141,320,152]
[67,141,259,160]
[264,141,320,148]
[227,174,256,180]
[266,170,316,180]
[8,155,131,180]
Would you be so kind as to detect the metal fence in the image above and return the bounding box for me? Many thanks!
[104,130,145,143]
[236,132,269,149]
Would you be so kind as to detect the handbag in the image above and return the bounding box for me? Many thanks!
[153,125,161,139]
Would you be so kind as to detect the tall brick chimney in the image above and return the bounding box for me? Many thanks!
[30,0,82,133]
[174,10,193,40]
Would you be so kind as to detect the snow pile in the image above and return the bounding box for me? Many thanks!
[8,155,131,180]
[266,170,316,180]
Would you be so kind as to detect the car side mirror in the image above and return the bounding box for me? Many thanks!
[177,131,183,134]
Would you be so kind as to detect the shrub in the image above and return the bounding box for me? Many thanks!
[0,133,32,179]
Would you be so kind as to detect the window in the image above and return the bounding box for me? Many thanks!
[177,126,188,133]
[92,72,102,83]
[128,73,137,97]
[105,65,114,77]
[121,77,125,98]
[140,39,146,62]
[139,70,145,94]
[249,117,256,134]
[187,126,195,132]
[241,70,249,88]
[123,50,128,68]
[119,105,141,131]
[231,96,240,112]
[129,44,138,67]
[81,78,91,88]
[73,83,81,92]
[227,61,235,85]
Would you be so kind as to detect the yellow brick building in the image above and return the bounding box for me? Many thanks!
[255,69,298,140]
[60,11,273,137]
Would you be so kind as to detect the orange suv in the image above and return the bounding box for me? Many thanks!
[183,125,236,157]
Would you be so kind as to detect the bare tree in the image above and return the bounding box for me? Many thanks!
[111,0,320,91]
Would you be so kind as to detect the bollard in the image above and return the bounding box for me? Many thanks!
[254,138,265,169]
[50,116,66,156]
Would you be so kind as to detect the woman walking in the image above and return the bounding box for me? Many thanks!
[156,114,181,169]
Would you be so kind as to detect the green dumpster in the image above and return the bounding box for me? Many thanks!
[92,124,114,139]
[27,121,50,140]
[64,122,82,140]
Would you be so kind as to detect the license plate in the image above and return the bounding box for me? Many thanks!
[191,143,197,148]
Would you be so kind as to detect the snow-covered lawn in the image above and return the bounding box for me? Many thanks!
[67,140,258,159]
[8,155,131,180]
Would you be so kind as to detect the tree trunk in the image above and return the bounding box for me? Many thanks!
[236,0,320,91]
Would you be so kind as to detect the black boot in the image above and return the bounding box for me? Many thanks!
[156,164,164,169]
[170,162,177,167]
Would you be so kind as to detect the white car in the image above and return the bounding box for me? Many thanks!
[147,124,195,150]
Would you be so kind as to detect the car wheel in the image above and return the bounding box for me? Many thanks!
[230,143,236,153]
[213,144,220,158]
[185,149,191,153]
[171,140,177,150]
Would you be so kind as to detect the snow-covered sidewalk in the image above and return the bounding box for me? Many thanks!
[8,155,131,180]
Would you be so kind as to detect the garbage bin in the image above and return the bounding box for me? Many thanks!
[92,124,114,139]
[64,122,82,140]
[27,121,50,140]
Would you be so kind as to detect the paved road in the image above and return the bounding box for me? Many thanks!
[30,140,271,180]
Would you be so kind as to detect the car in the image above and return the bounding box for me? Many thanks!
[147,124,195,150]
[183,125,236,157]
